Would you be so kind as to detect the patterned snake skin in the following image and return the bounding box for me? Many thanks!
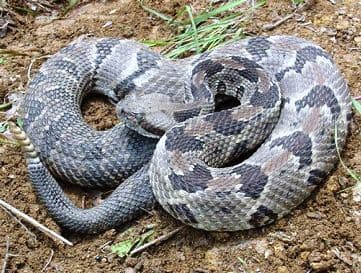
[14,35,351,233]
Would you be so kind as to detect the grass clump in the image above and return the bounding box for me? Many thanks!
[140,0,267,59]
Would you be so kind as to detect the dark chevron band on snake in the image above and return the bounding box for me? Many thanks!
[15,35,351,233]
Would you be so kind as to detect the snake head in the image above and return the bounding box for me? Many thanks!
[116,93,180,139]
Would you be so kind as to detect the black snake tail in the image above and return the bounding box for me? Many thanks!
[10,123,155,234]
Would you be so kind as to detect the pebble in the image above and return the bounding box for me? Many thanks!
[306,211,323,220]
[125,257,138,267]
[309,260,334,272]
[204,248,221,270]
[276,266,289,273]
[273,242,285,258]
[325,180,340,192]
[175,251,186,261]
[103,228,117,239]
[354,36,361,46]
[254,239,271,257]
[300,239,318,251]
[270,231,294,243]
[308,251,334,272]
[299,251,311,262]
[335,19,350,30]
[340,192,349,198]
[124,268,136,273]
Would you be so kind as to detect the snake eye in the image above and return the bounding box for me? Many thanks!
[135,113,145,122]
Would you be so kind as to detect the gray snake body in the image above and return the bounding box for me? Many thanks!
[17,36,351,233]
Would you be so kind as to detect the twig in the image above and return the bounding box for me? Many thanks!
[41,249,54,272]
[0,199,73,246]
[0,48,38,57]
[130,226,185,256]
[0,205,37,240]
[262,13,294,31]
[262,0,315,31]
[1,238,10,273]
[98,241,112,253]
[27,55,51,83]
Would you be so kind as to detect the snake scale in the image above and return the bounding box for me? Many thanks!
[13,35,351,233]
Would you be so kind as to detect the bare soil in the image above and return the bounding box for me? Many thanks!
[0,0,360,272]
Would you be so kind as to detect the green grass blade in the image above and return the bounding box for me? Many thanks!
[190,0,247,25]
[139,0,174,23]
[142,40,170,47]
[185,5,200,54]
[0,102,11,111]
[352,98,361,115]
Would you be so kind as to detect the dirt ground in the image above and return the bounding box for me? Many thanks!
[0,0,361,272]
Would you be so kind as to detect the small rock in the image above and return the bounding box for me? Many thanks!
[276,266,289,273]
[352,211,361,225]
[336,19,350,30]
[340,192,349,198]
[102,21,112,28]
[308,251,334,272]
[309,260,334,272]
[204,248,221,271]
[336,8,347,15]
[25,237,39,249]
[176,251,186,261]
[125,268,136,273]
[125,257,138,267]
[103,228,117,239]
[271,231,294,243]
[299,251,311,262]
[306,211,323,220]
[300,239,318,251]
[107,254,115,263]
[254,239,271,257]
[353,183,361,202]
[273,242,285,258]
[325,180,340,192]
[134,261,144,272]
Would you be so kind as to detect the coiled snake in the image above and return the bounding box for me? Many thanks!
[12,35,351,233]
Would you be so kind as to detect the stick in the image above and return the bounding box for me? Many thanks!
[262,0,315,31]
[130,226,185,256]
[0,205,37,240]
[27,55,51,83]
[0,49,36,57]
[262,13,294,31]
[41,249,54,272]
[0,199,73,246]
[1,238,10,273]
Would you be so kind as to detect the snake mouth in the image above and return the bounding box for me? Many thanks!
[139,120,165,138]
[126,122,161,139]
[122,112,161,139]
